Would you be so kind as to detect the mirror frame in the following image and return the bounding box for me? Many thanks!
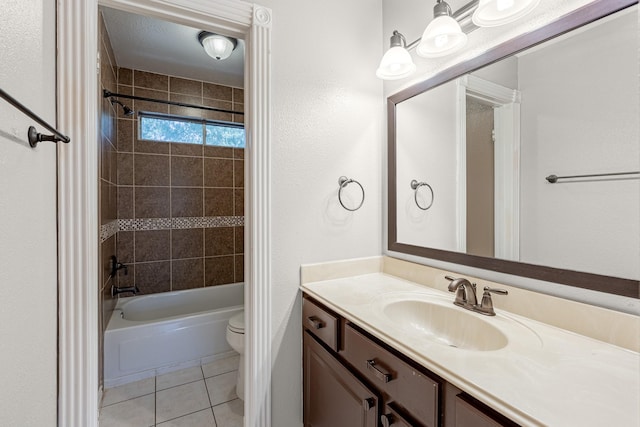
[388,0,639,299]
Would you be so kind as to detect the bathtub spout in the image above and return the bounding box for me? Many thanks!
[111,285,140,298]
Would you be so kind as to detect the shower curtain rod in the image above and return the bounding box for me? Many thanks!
[103,89,244,116]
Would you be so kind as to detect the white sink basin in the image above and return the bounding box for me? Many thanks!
[377,297,509,351]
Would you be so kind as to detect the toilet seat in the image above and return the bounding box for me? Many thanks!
[228,311,244,334]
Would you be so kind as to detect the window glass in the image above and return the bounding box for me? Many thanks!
[139,114,245,148]
[139,115,203,144]
[206,124,246,148]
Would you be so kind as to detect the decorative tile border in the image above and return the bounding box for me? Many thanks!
[100,216,244,242]
[100,220,118,243]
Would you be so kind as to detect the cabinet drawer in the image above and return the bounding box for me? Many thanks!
[342,323,440,427]
[302,297,339,351]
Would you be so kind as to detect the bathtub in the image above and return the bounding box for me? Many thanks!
[104,282,243,388]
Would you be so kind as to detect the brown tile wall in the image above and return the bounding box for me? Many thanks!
[115,67,245,296]
[98,11,118,389]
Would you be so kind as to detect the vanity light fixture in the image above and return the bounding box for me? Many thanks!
[416,0,468,58]
[198,31,238,60]
[377,0,541,80]
[376,31,417,80]
[472,0,541,27]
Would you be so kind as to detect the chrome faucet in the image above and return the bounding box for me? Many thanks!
[445,276,507,316]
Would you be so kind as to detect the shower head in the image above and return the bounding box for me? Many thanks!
[109,98,134,117]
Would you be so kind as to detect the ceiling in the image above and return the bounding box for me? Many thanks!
[101,7,245,88]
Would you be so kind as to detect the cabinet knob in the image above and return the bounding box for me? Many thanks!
[362,397,375,411]
[380,413,394,427]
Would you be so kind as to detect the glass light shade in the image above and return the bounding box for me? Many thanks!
[416,15,467,58]
[376,46,416,80]
[201,34,235,60]
[472,0,541,27]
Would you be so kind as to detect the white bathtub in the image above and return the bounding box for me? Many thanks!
[104,282,243,388]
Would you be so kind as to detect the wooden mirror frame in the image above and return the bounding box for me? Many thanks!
[387,0,639,299]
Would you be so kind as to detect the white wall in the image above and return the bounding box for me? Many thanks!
[518,9,639,280]
[396,80,458,250]
[0,0,58,425]
[257,0,384,424]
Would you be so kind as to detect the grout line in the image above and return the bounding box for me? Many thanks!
[153,376,157,426]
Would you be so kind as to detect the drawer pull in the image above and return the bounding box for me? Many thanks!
[366,359,392,383]
[380,414,394,427]
[362,397,375,411]
[306,316,325,330]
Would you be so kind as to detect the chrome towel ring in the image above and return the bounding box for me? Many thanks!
[411,179,434,210]
[338,176,365,211]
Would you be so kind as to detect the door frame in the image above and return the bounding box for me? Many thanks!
[57,1,272,425]
[456,74,521,259]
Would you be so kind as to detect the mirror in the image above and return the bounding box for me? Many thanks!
[388,1,639,298]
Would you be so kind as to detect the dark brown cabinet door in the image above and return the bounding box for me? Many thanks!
[304,331,379,427]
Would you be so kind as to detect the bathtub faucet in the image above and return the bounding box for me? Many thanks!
[109,255,128,278]
[111,285,140,298]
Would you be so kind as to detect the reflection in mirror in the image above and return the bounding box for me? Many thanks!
[389,2,639,297]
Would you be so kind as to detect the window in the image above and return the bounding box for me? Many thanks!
[139,113,245,148]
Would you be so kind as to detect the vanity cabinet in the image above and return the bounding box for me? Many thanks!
[303,295,521,427]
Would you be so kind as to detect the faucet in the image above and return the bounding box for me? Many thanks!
[109,255,128,278]
[445,276,477,308]
[445,276,507,316]
[111,284,140,298]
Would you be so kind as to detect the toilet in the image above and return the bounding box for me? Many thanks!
[226,310,245,400]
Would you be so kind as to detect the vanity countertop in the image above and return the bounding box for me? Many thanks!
[301,273,640,427]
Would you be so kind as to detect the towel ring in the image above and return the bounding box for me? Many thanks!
[411,179,434,210]
[338,176,365,211]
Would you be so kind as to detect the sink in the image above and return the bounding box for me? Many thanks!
[378,298,509,351]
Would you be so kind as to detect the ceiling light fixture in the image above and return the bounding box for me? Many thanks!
[472,0,541,27]
[377,0,540,80]
[376,31,417,80]
[198,31,238,61]
[417,0,468,58]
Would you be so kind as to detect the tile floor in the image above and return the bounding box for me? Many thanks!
[100,355,243,427]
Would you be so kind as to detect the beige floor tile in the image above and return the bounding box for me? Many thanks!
[156,366,204,391]
[156,380,211,423]
[102,377,155,407]
[157,408,217,426]
[212,399,243,427]
[205,371,238,406]
[99,394,155,427]
[202,354,240,378]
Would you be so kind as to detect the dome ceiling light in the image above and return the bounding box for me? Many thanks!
[198,31,238,61]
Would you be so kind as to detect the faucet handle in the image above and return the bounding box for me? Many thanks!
[478,287,508,316]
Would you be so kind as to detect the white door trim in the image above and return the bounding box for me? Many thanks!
[456,75,520,259]
[57,1,272,425]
